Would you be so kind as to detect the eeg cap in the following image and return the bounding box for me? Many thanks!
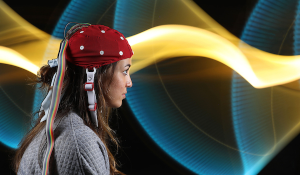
[66,25,133,69]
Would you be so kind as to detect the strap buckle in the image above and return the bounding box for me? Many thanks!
[84,82,94,91]
[89,103,97,111]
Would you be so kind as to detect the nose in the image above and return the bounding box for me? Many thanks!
[126,75,133,88]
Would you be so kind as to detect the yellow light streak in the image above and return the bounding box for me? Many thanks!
[127,25,300,88]
[0,0,300,89]
[0,46,38,74]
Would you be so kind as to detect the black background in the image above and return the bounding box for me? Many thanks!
[1,0,300,174]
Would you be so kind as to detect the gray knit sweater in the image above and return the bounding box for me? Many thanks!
[18,112,110,175]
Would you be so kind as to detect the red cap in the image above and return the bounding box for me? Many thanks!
[65,25,133,69]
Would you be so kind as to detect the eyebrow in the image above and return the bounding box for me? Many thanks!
[125,64,131,68]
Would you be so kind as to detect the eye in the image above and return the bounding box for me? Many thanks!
[123,69,129,75]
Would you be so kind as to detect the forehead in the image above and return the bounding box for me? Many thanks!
[118,58,132,66]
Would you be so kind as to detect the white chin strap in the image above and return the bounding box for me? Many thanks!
[84,68,98,127]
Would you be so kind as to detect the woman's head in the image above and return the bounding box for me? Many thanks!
[61,23,133,122]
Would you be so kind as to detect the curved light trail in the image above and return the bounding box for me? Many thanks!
[1,0,300,174]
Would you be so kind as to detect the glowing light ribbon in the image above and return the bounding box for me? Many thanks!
[0,46,39,74]
[1,0,300,89]
[126,25,300,89]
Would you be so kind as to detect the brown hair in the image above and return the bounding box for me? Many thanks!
[14,24,125,175]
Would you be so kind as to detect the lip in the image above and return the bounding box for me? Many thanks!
[122,93,126,98]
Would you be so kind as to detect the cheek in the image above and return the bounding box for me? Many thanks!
[117,78,126,91]
[111,75,125,92]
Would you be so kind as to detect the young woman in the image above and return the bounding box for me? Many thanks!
[14,23,133,175]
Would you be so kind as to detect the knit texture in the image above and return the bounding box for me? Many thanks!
[18,112,110,175]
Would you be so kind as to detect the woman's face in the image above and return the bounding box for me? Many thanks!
[105,58,132,108]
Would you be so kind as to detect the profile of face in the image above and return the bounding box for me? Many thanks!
[105,57,133,108]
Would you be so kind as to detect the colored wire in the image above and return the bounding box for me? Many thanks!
[42,22,89,175]
[42,39,68,175]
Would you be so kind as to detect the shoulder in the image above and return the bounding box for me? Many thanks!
[54,112,110,175]
[58,112,106,152]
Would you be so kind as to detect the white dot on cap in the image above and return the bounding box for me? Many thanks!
[80,31,84,33]
[101,30,105,33]
[100,50,104,55]
[80,45,84,50]
[120,37,124,40]
[119,51,123,56]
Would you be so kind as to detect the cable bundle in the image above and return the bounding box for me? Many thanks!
[42,40,67,175]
